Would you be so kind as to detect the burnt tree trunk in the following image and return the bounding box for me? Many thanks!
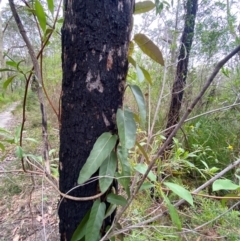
[165,0,198,137]
[59,1,134,240]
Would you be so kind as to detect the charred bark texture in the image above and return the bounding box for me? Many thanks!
[59,1,134,240]
[165,0,198,137]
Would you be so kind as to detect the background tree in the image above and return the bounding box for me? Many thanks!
[165,0,198,136]
[59,1,134,240]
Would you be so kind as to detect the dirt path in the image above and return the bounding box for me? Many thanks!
[0,102,20,129]
[0,102,59,241]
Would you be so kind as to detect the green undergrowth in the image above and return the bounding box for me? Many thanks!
[183,113,240,178]
[124,193,240,241]
[0,89,23,109]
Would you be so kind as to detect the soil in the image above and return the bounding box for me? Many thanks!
[0,102,20,129]
[0,102,59,241]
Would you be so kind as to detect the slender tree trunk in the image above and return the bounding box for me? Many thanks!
[0,3,6,81]
[165,0,198,137]
[9,0,50,173]
[59,1,134,240]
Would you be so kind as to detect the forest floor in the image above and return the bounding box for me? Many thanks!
[0,102,59,241]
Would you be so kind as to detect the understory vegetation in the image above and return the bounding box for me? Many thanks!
[0,0,240,240]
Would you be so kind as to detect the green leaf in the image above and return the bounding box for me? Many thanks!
[107,193,127,206]
[0,127,11,134]
[78,133,117,184]
[128,41,134,56]
[134,163,156,182]
[128,56,152,84]
[136,64,144,82]
[164,182,193,206]
[6,60,17,68]
[85,200,106,241]
[134,1,155,14]
[129,85,146,127]
[212,179,240,191]
[47,0,54,15]
[134,33,164,66]
[116,109,136,150]
[0,68,15,72]
[162,193,182,230]
[117,146,131,197]
[0,142,5,152]
[139,181,155,191]
[71,210,90,241]
[24,137,38,143]
[35,0,46,32]
[99,151,117,193]
[135,141,149,164]
[104,204,117,219]
[3,75,16,89]
[140,67,152,84]
[16,146,23,159]
[14,126,21,143]
[57,17,64,23]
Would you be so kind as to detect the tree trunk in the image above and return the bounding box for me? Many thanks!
[165,0,198,137]
[59,1,134,240]
[0,4,6,81]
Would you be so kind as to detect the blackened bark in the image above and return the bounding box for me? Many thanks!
[165,0,198,137]
[59,1,134,240]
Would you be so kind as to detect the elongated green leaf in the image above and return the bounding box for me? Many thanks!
[135,141,149,164]
[141,67,152,84]
[128,56,152,84]
[104,204,117,219]
[78,133,117,184]
[16,146,23,159]
[107,193,127,207]
[47,0,54,15]
[0,68,15,72]
[128,41,134,56]
[85,200,106,241]
[129,85,146,127]
[134,1,155,14]
[139,181,155,191]
[116,109,136,150]
[212,179,239,191]
[57,17,64,23]
[134,33,164,66]
[0,127,11,134]
[0,142,5,152]
[24,137,38,143]
[162,192,182,230]
[6,60,17,68]
[71,210,90,241]
[164,182,193,206]
[136,64,144,82]
[134,163,156,182]
[99,151,117,193]
[117,146,131,197]
[35,0,46,32]
[3,75,16,89]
